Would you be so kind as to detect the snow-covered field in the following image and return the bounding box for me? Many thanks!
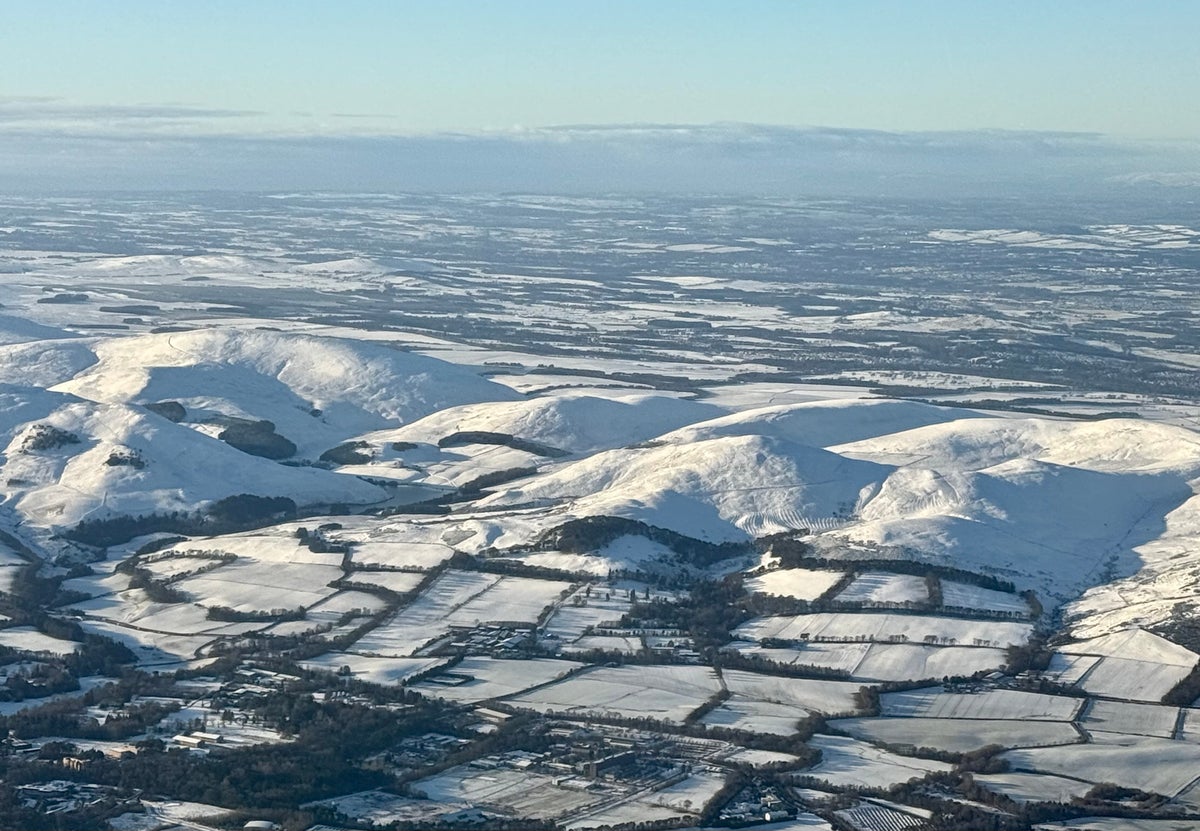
[415,766,602,820]
[541,586,632,642]
[833,717,1082,754]
[722,670,864,717]
[732,641,1009,681]
[1045,630,1199,701]
[1034,819,1200,831]
[744,568,845,601]
[504,664,720,723]
[340,570,426,594]
[1004,732,1200,797]
[699,670,864,735]
[0,626,81,655]
[974,772,1095,804]
[880,688,1083,721]
[700,695,813,736]
[348,570,569,657]
[834,572,928,605]
[1080,700,1180,739]
[939,581,1030,615]
[298,653,446,685]
[736,612,1030,648]
[797,735,951,789]
[410,657,580,703]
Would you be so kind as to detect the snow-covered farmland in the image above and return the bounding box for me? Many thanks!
[1177,708,1200,742]
[853,643,1008,681]
[797,735,951,789]
[736,612,1030,648]
[940,581,1030,615]
[410,657,579,704]
[453,573,571,624]
[699,695,812,736]
[833,717,1082,754]
[1033,820,1200,831]
[881,688,1083,721]
[72,618,218,667]
[348,570,568,657]
[1042,653,1099,687]
[71,586,260,635]
[722,670,863,717]
[175,559,341,615]
[414,766,602,820]
[155,533,347,615]
[733,641,872,674]
[974,772,1095,804]
[744,568,845,601]
[834,572,928,605]
[340,570,426,594]
[700,670,864,735]
[1004,732,1200,797]
[1080,699,1180,738]
[504,664,720,723]
[347,540,456,570]
[541,587,632,642]
[298,653,446,686]
[0,626,81,655]
[1048,629,1198,702]
[730,641,1008,681]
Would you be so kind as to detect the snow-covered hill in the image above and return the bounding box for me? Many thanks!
[831,416,1200,476]
[373,392,724,455]
[2,398,388,530]
[661,398,983,450]
[50,328,523,458]
[468,405,1200,613]
[817,416,1200,602]
[480,434,894,543]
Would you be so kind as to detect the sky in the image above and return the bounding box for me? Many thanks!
[2,1,1198,193]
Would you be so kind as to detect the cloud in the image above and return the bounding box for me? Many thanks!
[0,98,262,135]
[1107,171,1200,188]
[0,120,1196,196]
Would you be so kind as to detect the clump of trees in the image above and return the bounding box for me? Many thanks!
[318,441,373,465]
[65,494,298,547]
[438,430,568,458]
[218,419,296,459]
[538,515,747,567]
[36,292,89,304]
[206,605,305,623]
[459,466,538,493]
[104,449,146,469]
[21,424,81,452]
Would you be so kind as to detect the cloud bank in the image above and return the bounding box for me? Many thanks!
[3,115,1197,197]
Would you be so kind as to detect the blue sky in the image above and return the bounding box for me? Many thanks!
[2,1,1197,192]
[5,0,1198,137]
